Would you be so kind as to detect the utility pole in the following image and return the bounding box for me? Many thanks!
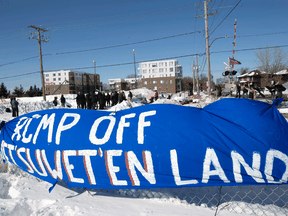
[196,54,199,93]
[93,60,97,91]
[133,49,137,89]
[232,19,237,69]
[196,0,217,96]
[28,25,49,101]
[192,60,196,93]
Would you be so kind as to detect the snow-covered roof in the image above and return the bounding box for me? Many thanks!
[275,69,288,75]
[238,70,266,78]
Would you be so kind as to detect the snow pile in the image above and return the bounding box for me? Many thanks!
[0,89,287,215]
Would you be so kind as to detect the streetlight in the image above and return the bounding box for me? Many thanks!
[133,49,137,89]
[207,35,230,95]
[93,60,96,91]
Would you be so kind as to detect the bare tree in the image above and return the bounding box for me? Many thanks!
[254,46,288,73]
[182,77,193,91]
[239,67,249,75]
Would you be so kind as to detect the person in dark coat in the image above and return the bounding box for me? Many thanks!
[80,92,86,109]
[270,80,276,101]
[86,93,92,109]
[91,92,98,110]
[106,92,111,106]
[11,97,19,117]
[154,90,158,101]
[275,82,286,99]
[236,83,241,98]
[242,84,248,99]
[111,92,116,106]
[60,95,66,107]
[76,92,81,108]
[118,91,124,103]
[53,97,58,106]
[98,92,105,110]
[128,91,133,101]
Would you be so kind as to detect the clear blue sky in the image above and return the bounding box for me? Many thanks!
[1,0,287,92]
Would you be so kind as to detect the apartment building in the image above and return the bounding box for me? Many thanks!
[44,70,102,95]
[108,59,183,93]
[138,59,183,93]
[109,78,141,91]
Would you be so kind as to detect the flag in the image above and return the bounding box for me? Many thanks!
[229,57,241,65]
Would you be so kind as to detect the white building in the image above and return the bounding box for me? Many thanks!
[43,70,101,95]
[138,59,182,79]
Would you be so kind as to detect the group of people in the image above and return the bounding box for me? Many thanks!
[75,90,132,110]
[235,83,256,100]
[235,80,285,100]
[53,95,66,107]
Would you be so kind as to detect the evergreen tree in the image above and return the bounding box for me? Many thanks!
[0,82,8,98]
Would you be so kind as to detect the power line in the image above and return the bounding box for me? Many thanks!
[1,30,287,67]
[0,54,52,67]
[2,44,287,80]
[56,30,202,55]
[209,0,241,36]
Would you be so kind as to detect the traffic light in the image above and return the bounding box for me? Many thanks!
[222,71,230,76]
[222,70,237,76]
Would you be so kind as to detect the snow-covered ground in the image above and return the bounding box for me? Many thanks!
[0,88,287,216]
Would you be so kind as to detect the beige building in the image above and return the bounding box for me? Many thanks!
[108,59,183,93]
[44,70,102,95]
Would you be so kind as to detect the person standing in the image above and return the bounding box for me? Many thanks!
[80,92,86,109]
[53,97,58,106]
[270,80,276,101]
[60,95,66,107]
[242,84,248,99]
[154,90,158,101]
[11,97,19,117]
[245,84,256,100]
[236,83,241,98]
[76,92,81,108]
[128,91,133,101]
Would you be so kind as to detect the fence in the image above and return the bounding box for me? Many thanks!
[1,161,287,216]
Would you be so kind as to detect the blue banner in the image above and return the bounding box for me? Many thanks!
[1,98,288,189]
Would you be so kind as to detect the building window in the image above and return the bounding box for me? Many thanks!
[160,80,164,84]
[169,61,173,66]
[170,80,172,84]
[159,68,164,73]
[143,81,147,85]
[64,73,66,75]
[165,68,167,72]
[58,73,61,76]
[46,74,49,77]
[58,78,61,81]
[152,69,157,73]
[153,86,157,90]
[53,73,56,76]
[166,80,168,84]
[159,86,161,90]
[165,62,167,67]
[143,69,147,74]
[170,68,173,72]
[75,73,78,76]
[46,79,49,82]
[159,62,163,67]
[53,78,56,81]
[153,80,157,84]
[152,63,157,67]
